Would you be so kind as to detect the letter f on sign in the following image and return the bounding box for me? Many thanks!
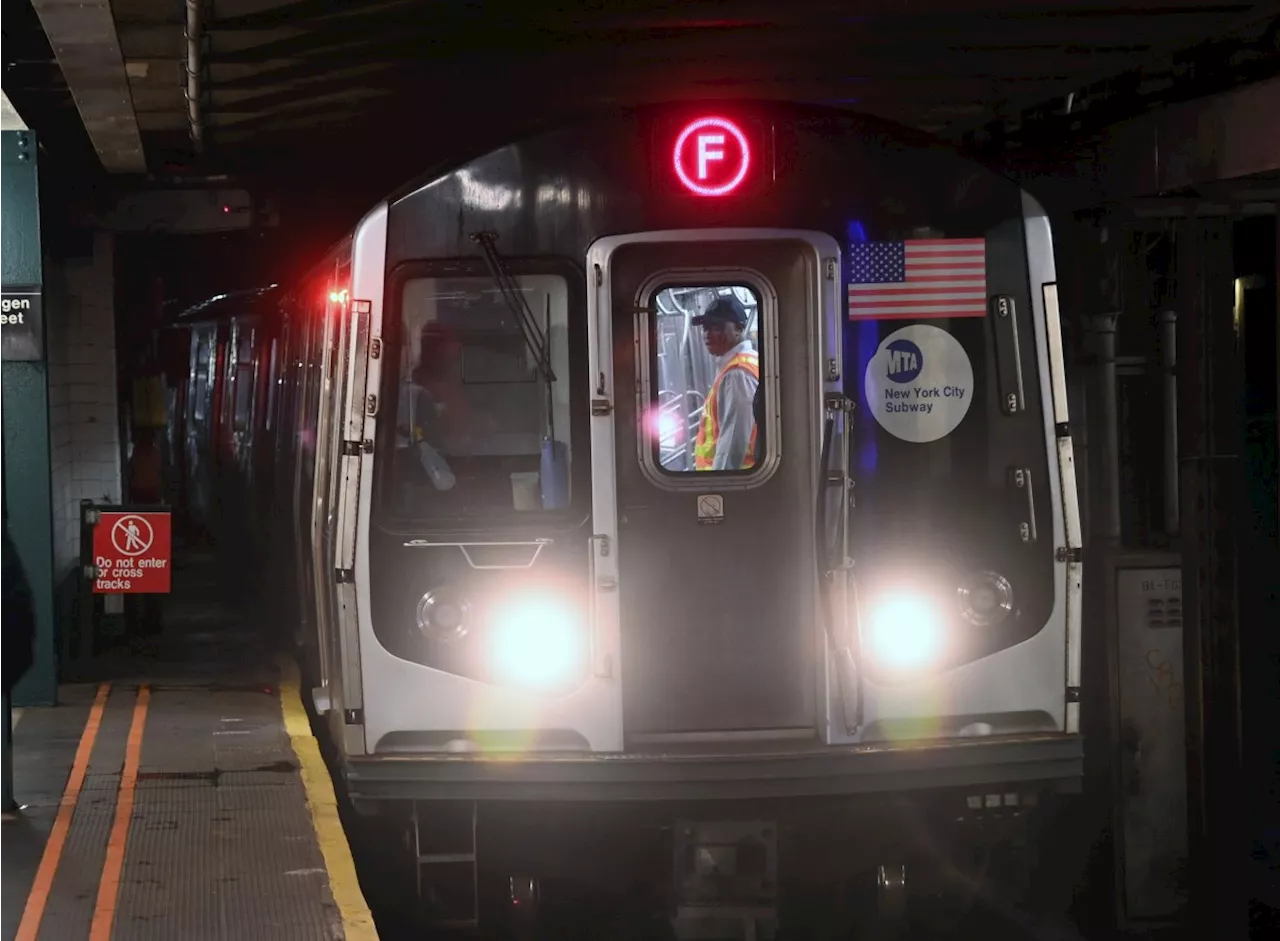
[697,133,725,180]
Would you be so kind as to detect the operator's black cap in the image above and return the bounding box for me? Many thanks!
[692,295,748,329]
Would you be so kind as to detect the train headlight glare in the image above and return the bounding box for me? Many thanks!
[865,592,942,671]
[416,588,471,643]
[488,592,583,691]
[957,572,1013,627]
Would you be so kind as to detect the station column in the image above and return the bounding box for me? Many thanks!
[2,128,57,706]
[1176,216,1247,939]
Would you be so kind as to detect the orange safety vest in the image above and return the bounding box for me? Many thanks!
[693,350,760,471]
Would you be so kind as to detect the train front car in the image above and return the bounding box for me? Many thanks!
[321,103,1081,927]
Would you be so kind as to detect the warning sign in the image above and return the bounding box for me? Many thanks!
[696,494,725,525]
[92,511,171,594]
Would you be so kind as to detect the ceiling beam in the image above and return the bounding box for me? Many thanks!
[1097,74,1280,196]
[209,0,411,32]
[945,0,1280,138]
[212,59,394,92]
[1008,74,1280,210]
[1,91,31,130]
[29,0,146,172]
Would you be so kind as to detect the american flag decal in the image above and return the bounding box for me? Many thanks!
[847,238,987,320]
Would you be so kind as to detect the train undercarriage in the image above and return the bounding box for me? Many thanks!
[346,783,1080,939]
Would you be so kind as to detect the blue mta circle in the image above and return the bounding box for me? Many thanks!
[885,339,923,383]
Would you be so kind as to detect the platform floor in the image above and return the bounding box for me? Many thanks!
[2,549,377,941]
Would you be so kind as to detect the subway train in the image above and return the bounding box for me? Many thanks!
[166,101,1083,934]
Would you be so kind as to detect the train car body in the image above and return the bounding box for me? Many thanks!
[162,286,288,626]
[175,102,1083,930]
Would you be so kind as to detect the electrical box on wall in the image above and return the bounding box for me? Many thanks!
[1114,560,1188,927]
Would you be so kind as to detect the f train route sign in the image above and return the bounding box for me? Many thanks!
[672,116,752,197]
[92,511,172,593]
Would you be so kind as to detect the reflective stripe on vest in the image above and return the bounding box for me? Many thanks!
[693,351,760,471]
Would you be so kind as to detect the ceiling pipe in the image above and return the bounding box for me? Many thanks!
[185,0,204,153]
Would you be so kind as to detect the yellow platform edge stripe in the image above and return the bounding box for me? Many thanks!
[277,655,380,941]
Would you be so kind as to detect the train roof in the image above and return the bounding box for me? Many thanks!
[383,98,946,207]
[171,284,281,325]
[292,98,1006,304]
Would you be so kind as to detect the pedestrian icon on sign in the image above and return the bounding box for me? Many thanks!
[111,515,155,557]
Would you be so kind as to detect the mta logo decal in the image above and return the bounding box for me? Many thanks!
[885,339,923,383]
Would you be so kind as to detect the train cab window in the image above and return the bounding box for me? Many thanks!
[387,273,572,518]
[649,284,766,475]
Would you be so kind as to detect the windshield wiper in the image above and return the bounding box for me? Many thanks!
[470,231,557,388]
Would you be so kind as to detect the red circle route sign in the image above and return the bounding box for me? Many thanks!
[672,116,751,197]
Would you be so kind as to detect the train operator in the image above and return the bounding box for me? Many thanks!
[395,328,467,492]
[691,295,761,471]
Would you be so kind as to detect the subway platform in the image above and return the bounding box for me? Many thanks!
[2,549,377,941]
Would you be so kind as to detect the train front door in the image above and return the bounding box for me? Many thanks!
[590,231,843,740]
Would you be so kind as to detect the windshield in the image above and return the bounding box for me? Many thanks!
[381,273,573,519]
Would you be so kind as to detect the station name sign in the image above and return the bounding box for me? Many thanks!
[1,286,43,361]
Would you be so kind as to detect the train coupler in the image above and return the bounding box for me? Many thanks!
[671,819,778,941]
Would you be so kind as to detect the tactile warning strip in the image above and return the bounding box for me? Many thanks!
[109,684,345,941]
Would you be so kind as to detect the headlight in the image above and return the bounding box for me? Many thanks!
[864,591,944,672]
[957,571,1013,627]
[416,587,471,643]
[487,591,584,691]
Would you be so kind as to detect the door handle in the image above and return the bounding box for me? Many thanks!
[816,406,861,733]
[1008,466,1037,543]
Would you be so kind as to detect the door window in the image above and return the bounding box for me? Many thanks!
[643,281,775,481]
